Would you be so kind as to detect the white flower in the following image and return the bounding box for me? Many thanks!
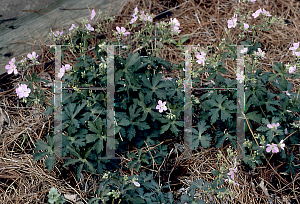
[289,66,296,74]
[169,18,180,27]
[57,67,65,79]
[228,18,237,28]
[133,181,140,187]
[195,52,206,66]
[278,140,285,150]
[240,48,248,54]
[169,18,181,34]
[156,100,167,113]
[253,48,266,59]
[63,64,72,71]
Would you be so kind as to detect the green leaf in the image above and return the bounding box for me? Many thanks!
[33,151,48,162]
[85,160,97,174]
[180,34,189,44]
[76,163,84,181]
[125,52,140,70]
[262,90,280,114]
[85,119,106,153]
[160,123,170,134]
[141,73,167,103]
[33,134,57,172]
[63,159,81,167]
[35,138,51,151]
[118,118,131,126]
[169,39,177,45]
[245,111,262,123]
[192,121,212,149]
[48,187,61,204]
[215,131,236,148]
[204,93,235,124]
[66,146,81,158]
[45,154,56,172]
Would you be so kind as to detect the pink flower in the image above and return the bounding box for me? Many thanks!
[289,66,296,74]
[266,144,279,153]
[144,15,153,22]
[130,7,139,24]
[156,100,167,113]
[90,9,95,20]
[169,18,181,34]
[252,9,262,18]
[195,52,206,66]
[5,57,18,75]
[57,67,65,79]
[227,167,237,179]
[19,58,27,64]
[262,9,272,17]
[228,18,237,28]
[283,91,291,96]
[139,10,153,22]
[130,15,138,24]
[170,18,180,27]
[267,123,280,129]
[134,7,138,15]
[69,24,75,31]
[244,23,249,30]
[140,11,146,21]
[63,64,72,72]
[53,30,63,38]
[116,26,130,36]
[171,26,181,34]
[16,84,31,99]
[85,24,94,31]
[294,52,300,57]
[57,64,72,78]
[227,170,235,179]
[27,52,38,61]
[289,42,299,52]
[253,48,266,59]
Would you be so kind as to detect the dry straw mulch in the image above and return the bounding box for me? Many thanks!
[0,0,300,203]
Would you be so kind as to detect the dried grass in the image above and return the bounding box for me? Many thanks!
[0,0,299,203]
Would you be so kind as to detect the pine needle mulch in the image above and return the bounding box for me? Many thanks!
[0,0,299,203]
